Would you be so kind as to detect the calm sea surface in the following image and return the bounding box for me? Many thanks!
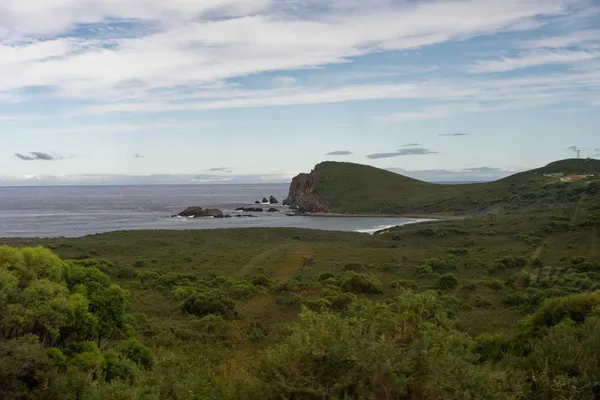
[0,184,423,237]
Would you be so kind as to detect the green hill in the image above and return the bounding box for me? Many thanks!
[284,159,600,215]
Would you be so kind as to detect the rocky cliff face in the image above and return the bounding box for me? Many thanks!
[283,170,329,213]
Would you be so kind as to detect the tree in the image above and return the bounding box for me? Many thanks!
[435,273,459,291]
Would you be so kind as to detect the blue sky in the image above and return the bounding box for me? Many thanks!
[1,0,599,185]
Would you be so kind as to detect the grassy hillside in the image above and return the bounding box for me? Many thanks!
[287,158,600,215]
[2,204,600,399]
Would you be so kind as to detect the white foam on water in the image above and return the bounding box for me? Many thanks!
[354,224,397,235]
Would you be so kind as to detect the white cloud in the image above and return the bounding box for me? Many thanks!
[0,0,597,124]
[469,50,600,73]
[521,29,600,49]
[0,0,571,102]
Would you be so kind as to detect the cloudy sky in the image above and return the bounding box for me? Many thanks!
[1,0,599,185]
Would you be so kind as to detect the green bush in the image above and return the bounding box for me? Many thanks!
[103,351,136,383]
[342,262,364,272]
[435,273,459,291]
[191,314,231,342]
[497,256,527,269]
[414,264,434,276]
[390,279,418,290]
[335,272,383,294]
[120,338,153,370]
[446,247,469,256]
[252,293,522,399]
[181,289,237,319]
[420,256,459,271]
[250,275,271,287]
[324,292,356,310]
[303,298,332,312]
[530,292,600,329]
[317,272,335,281]
[0,335,52,398]
[230,282,259,300]
[485,280,503,290]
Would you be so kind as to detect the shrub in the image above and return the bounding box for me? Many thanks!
[0,335,52,398]
[342,262,364,272]
[420,256,458,272]
[250,275,271,287]
[497,256,527,269]
[371,262,396,271]
[317,272,335,281]
[390,279,418,290]
[446,247,469,256]
[191,314,231,342]
[473,333,508,362]
[303,298,332,312]
[230,282,259,300]
[120,338,153,370]
[336,272,383,294]
[530,292,600,329]
[435,274,459,291]
[181,289,237,319]
[253,294,522,400]
[103,351,136,383]
[414,264,434,276]
[485,280,503,290]
[325,292,356,310]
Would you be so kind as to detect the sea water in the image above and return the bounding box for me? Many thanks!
[0,184,421,237]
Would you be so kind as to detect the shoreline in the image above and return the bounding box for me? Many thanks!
[302,212,462,220]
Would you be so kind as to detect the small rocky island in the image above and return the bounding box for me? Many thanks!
[254,195,279,204]
[174,207,230,218]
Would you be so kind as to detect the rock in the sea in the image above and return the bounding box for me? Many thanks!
[236,214,257,218]
[224,214,232,218]
[177,207,224,218]
[269,195,278,204]
[255,200,261,204]
[267,207,280,212]
[262,197,269,203]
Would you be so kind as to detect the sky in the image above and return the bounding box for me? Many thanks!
[1,0,600,185]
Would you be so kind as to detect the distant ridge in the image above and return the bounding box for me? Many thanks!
[284,159,600,216]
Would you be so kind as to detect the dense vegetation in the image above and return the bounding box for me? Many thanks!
[287,158,600,215]
[2,158,600,398]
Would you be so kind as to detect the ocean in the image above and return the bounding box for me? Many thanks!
[0,184,422,238]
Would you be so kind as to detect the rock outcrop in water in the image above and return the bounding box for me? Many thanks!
[177,207,224,218]
[283,170,329,213]
[266,207,279,212]
[269,195,278,204]
[236,207,264,212]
